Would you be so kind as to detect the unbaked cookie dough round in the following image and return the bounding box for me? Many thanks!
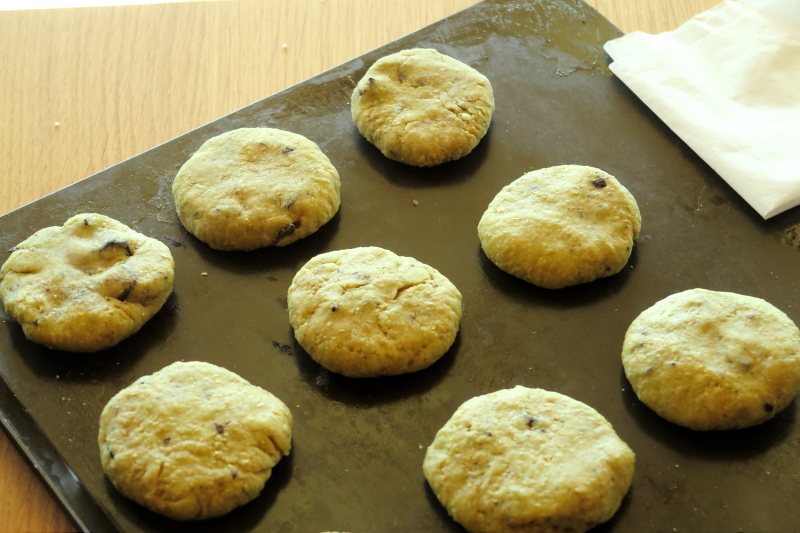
[287,247,462,378]
[622,289,800,431]
[98,361,292,521]
[423,386,635,533]
[172,127,340,251]
[0,213,174,352]
[351,48,494,167]
[478,165,641,289]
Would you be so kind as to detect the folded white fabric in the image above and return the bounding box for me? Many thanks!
[604,0,800,219]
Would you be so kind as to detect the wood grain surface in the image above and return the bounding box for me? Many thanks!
[0,0,719,531]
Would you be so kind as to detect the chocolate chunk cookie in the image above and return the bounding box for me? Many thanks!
[98,361,292,520]
[172,128,340,251]
[0,213,174,352]
[351,48,494,167]
[479,165,641,289]
[622,289,800,430]
[288,247,462,377]
[424,386,635,533]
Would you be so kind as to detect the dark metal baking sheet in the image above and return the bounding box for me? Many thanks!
[3,0,800,531]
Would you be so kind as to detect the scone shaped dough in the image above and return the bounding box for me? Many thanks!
[622,289,800,431]
[288,247,462,378]
[351,48,494,167]
[0,214,174,352]
[423,386,635,533]
[98,361,292,521]
[172,128,340,251]
[478,165,641,289]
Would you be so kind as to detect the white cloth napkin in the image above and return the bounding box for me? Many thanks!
[604,0,800,219]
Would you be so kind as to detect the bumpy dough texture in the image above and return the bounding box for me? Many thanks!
[478,165,641,289]
[172,128,340,251]
[98,361,292,521]
[0,214,174,352]
[622,289,800,430]
[288,247,462,378]
[351,48,494,167]
[423,387,635,533]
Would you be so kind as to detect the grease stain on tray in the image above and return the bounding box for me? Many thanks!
[682,185,730,218]
[778,223,800,251]
[272,341,293,355]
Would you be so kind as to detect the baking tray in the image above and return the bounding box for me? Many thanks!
[3,0,800,531]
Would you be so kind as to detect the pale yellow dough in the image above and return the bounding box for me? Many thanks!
[351,48,494,166]
[622,289,800,430]
[172,127,340,251]
[287,247,462,378]
[98,361,292,520]
[478,165,641,289]
[0,213,174,352]
[423,386,635,533]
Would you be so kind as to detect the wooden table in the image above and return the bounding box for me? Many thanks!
[0,0,720,530]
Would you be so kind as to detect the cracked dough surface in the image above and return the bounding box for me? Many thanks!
[172,127,340,251]
[351,48,494,167]
[287,247,462,377]
[0,213,174,352]
[478,165,641,289]
[423,386,635,533]
[98,361,292,521]
[622,289,800,430]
